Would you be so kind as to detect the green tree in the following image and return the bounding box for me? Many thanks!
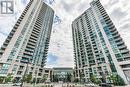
[90,74,100,84]
[66,73,72,82]
[115,74,125,86]
[74,78,79,83]
[79,72,84,83]
[26,74,32,83]
[5,73,13,83]
[108,74,125,86]
[53,74,58,82]
[41,75,47,82]
[0,76,4,83]
[22,74,32,83]
[90,74,96,83]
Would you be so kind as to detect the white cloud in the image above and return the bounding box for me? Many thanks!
[46,0,92,68]
[0,0,28,47]
[47,0,130,68]
[102,0,130,50]
[0,34,6,47]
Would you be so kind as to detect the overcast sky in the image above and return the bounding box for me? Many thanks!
[0,0,130,68]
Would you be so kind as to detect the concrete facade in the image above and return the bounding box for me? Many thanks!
[72,0,130,84]
[43,67,74,82]
[0,0,54,82]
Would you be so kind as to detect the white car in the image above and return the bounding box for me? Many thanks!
[12,83,22,86]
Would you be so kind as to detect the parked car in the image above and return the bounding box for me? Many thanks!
[99,83,112,87]
[12,83,22,86]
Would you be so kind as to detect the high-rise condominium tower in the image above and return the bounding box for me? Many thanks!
[72,0,130,84]
[0,0,54,82]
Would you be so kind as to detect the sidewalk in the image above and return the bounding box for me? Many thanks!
[115,85,130,87]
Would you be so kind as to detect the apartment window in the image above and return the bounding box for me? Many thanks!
[6,59,12,62]
[0,69,8,74]
[115,54,122,58]
[0,64,10,74]
[121,64,130,68]
[104,26,111,36]
[100,19,106,26]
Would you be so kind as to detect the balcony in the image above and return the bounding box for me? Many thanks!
[32,31,39,36]
[120,49,129,54]
[103,14,109,19]
[105,19,111,24]
[35,22,41,27]
[10,30,15,35]
[27,42,35,47]
[100,10,106,14]
[1,45,6,50]
[18,67,24,71]
[123,54,130,58]
[24,52,33,56]
[26,45,35,50]
[13,25,18,29]
[25,48,34,53]
[99,7,104,12]
[109,24,115,29]
[30,35,37,40]
[118,45,127,50]
[28,40,37,44]
[33,28,40,33]
[112,30,118,35]
[17,71,23,75]
[3,42,8,46]
[107,22,113,26]
[30,37,37,42]
[112,33,120,37]
[115,37,122,42]
[31,33,38,38]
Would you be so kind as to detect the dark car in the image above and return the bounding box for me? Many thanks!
[99,83,112,87]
